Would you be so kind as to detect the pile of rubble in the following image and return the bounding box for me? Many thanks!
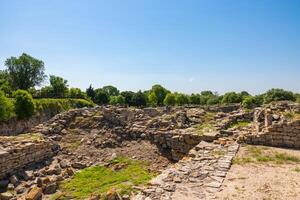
[2,102,299,199]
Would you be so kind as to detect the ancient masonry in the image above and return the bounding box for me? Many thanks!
[0,102,299,199]
[0,139,56,179]
[133,141,239,200]
[240,102,300,149]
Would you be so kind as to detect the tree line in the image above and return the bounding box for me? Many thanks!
[1,53,300,110]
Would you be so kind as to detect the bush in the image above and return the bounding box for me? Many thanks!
[164,93,176,106]
[148,92,158,106]
[189,94,201,105]
[263,88,296,104]
[109,95,125,105]
[175,93,189,106]
[242,96,262,109]
[13,90,35,119]
[221,92,243,104]
[207,96,221,105]
[0,91,14,121]
[94,89,109,105]
[132,91,147,107]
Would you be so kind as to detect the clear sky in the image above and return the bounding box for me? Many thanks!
[0,0,299,94]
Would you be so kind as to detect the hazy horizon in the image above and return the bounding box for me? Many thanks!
[0,0,299,95]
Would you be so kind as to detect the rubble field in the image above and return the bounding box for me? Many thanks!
[0,102,299,200]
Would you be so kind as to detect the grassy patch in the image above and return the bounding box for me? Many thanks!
[228,121,250,129]
[59,157,156,200]
[294,167,300,172]
[233,146,300,165]
[283,111,300,121]
[194,112,216,135]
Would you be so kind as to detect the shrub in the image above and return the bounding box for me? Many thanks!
[94,89,109,105]
[0,91,14,121]
[175,93,189,106]
[148,92,158,107]
[207,96,220,105]
[221,92,243,104]
[242,96,263,109]
[189,94,201,105]
[164,93,176,106]
[13,90,35,119]
[263,88,296,104]
[132,91,147,107]
[109,95,125,105]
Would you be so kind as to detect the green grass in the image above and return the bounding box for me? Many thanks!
[294,167,300,172]
[228,121,251,129]
[233,146,300,165]
[283,111,300,121]
[194,112,216,135]
[59,157,156,200]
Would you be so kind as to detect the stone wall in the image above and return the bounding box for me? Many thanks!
[244,120,300,148]
[0,110,57,136]
[0,140,57,179]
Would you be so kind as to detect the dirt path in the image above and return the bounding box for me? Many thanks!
[216,146,300,200]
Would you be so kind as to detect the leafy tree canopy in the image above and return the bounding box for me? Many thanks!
[5,53,46,90]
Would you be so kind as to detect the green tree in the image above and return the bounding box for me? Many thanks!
[120,91,135,106]
[5,53,46,90]
[94,89,109,105]
[0,70,12,95]
[86,85,96,100]
[40,86,54,98]
[263,88,296,104]
[69,88,87,99]
[0,91,14,121]
[13,90,35,119]
[148,92,158,106]
[50,75,69,98]
[163,93,176,106]
[150,84,170,106]
[242,96,262,109]
[109,95,125,105]
[207,96,221,105]
[132,90,147,107]
[189,93,201,105]
[221,92,243,104]
[102,85,119,97]
[201,91,214,96]
[175,93,189,106]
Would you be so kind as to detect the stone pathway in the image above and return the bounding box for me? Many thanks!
[133,141,239,200]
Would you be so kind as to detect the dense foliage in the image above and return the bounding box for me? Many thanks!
[0,53,299,117]
[0,91,14,121]
[13,90,35,119]
[4,53,46,90]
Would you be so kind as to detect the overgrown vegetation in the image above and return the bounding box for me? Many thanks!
[233,145,300,165]
[283,111,300,121]
[228,121,251,129]
[59,157,156,200]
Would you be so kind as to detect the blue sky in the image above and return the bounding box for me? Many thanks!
[0,0,299,94]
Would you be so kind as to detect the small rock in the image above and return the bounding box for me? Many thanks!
[0,192,14,200]
[7,184,14,190]
[72,162,86,169]
[9,175,19,186]
[111,153,117,160]
[25,186,42,200]
[43,183,57,194]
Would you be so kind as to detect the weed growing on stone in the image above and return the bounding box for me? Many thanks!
[59,157,156,199]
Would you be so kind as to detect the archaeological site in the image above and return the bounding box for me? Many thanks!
[0,101,300,200]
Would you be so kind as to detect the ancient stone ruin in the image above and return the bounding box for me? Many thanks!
[0,101,299,200]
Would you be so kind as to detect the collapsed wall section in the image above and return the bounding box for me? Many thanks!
[0,139,57,179]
